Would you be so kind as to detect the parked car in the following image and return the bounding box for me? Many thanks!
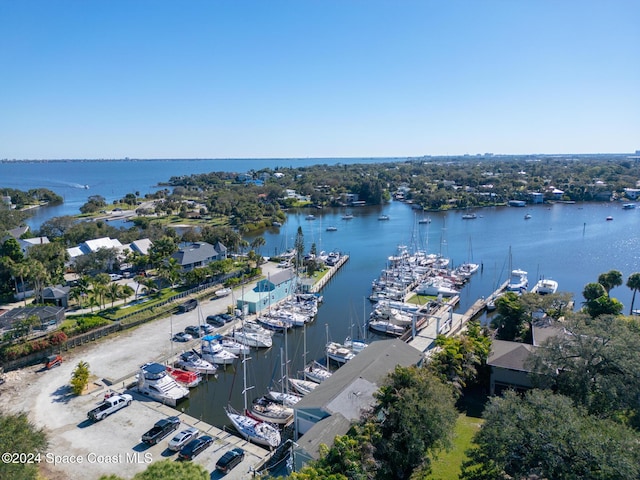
[184,325,203,338]
[141,416,181,445]
[200,324,214,335]
[178,435,213,460]
[172,332,193,342]
[178,299,198,313]
[215,447,245,473]
[109,273,123,281]
[167,427,199,452]
[220,313,234,323]
[206,315,225,327]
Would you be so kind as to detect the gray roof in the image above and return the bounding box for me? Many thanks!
[295,338,423,412]
[0,306,65,329]
[295,413,352,461]
[487,340,535,372]
[262,268,295,287]
[42,285,71,299]
[171,242,218,266]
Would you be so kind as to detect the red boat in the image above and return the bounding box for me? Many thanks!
[166,366,201,388]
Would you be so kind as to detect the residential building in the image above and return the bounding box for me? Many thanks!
[170,241,227,273]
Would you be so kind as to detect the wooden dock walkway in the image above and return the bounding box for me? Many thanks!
[309,254,349,293]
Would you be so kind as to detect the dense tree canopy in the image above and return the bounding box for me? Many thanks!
[461,390,640,480]
[0,412,48,480]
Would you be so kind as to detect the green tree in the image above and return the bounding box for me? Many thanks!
[490,292,526,341]
[597,269,623,296]
[528,314,640,421]
[0,237,24,262]
[70,361,91,395]
[429,321,491,394]
[626,272,640,315]
[372,365,458,479]
[460,390,640,480]
[98,459,208,480]
[0,412,48,480]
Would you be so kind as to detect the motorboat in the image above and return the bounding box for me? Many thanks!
[257,316,290,332]
[416,279,459,297]
[165,365,201,388]
[231,327,273,348]
[418,217,431,224]
[175,351,217,375]
[342,213,354,220]
[368,320,405,337]
[623,203,636,209]
[225,405,281,449]
[507,269,528,293]
[305,214,316,220]
[378,215,390,221]
[326,226,338,231]
[215,287,232,297]
[250,396,293,425]
[200,335,238,365]
[531,278,558,295]
[524,213,532,219]
[462,213,477,219]
[137,363,190,406]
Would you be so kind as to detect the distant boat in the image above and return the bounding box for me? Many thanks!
[305,214,316,220]
[606,216,613,221]
[326,226,338,232]
[342,213,354,220]
[418,217,431,224]
[272,221,282,227]
[462,213,477,219]
[524,213,532,219]
[83,184,89,189]
[622,203,636,209]
[378,215,390,221]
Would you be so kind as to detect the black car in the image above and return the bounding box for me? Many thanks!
[184,325,203,337]
[215,447,245,473]
[178,299,198,313]
[178,435,213,460]
[220,313,234,323]
[206,315,225,327]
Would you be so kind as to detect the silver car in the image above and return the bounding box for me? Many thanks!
[167,427,199,452]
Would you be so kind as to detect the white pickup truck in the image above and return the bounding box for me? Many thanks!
[87,393,133,421]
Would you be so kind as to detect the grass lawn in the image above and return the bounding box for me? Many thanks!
[423,412,484,479]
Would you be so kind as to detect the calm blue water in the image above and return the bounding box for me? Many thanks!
[3,159,640,433]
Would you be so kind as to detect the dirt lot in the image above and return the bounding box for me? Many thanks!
[0,263,282,479]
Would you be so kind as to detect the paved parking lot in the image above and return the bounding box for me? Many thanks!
[0,263,282,479]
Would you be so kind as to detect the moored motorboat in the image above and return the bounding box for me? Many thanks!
[175,351,217,375]
[368,319,406,337]
[507,269,528,293]
[325,341,356,364]
[200,335,238,365]
[137,363,190,406]
[165,365,201,388]
[531,278,558,295]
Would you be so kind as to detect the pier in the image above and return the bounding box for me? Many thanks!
[309,254,349,293]
[405,280,508,355]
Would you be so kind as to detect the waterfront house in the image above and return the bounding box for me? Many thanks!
[170,241,227,273]
[18,236,50,254]
[236,268,296,314]
[292,339,423,471]
[487,319,565,395]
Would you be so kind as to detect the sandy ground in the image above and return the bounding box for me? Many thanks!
[0,262,282,480]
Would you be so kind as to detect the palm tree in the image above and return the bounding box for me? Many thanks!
[627,272,640,315]
[157,257,181,288]
[106,283,122,307]
[250,236,266,262]
[597,270,623,297]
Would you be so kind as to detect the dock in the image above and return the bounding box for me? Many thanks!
[309,254,349,293]
[405,280,508,355]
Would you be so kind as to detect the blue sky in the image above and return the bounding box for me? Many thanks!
[1,1,638,159]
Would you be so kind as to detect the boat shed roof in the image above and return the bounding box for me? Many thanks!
[295,338,423,413]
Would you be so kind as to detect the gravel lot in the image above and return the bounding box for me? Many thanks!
[0,263,282,479]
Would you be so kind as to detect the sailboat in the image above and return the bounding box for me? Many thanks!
[224,353,281,449]
[303,322,332,384]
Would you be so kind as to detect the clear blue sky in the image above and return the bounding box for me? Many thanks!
[1,1,638,159]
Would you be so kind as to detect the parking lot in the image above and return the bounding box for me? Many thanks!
[0,263,282,479]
